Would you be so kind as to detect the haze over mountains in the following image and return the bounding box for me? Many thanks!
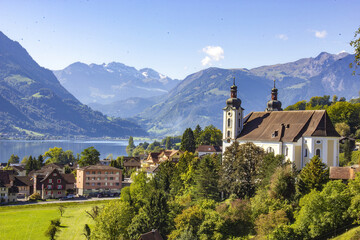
[0,31,146,138]
[56,51,357,136]
[136,52,359,136]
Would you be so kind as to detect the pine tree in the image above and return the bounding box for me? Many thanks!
[180,128,196,153]
[297,155,329,196]
[193,124,202,147]
[126,136,136,156]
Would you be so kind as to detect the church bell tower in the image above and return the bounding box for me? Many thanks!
[223,78,243,143]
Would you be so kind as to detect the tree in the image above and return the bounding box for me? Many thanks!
[269,165,296,200]
[193,124,202,146]
[37,155,44,168]
[165,136,172,149]
[128,189,171,239]
[350,26,360,74]
[25,155,39,174]
[180,128,196,153]
[197,125,222,146]
[339,97,346,102]
[44,147,75,165]
[219,142,265,198]
[293,181,351,239]
[194,155,221,201]
[335,122,351,136]
[92,201,135,240]
[85,205,102,220]
[78,147,100,167]
[332,95,338,103]
[297,155,329,196]
[126,136,136,156]
[58,205,66,217]
[45,219,61,240]
[255,210,289,239]
[284,100,306,111]
[83,224,91,240]
[8,154,19,164]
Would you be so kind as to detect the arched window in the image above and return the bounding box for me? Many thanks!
[238,119,241,127]
[228,118,231,127]
[316,149,321,158]
[304,149,308,157]
[285,147,289,156]
[267,147,274,153]
[227,131,231,138]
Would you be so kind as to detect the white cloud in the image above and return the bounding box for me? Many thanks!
[201,46,224,66]
[315,30,327,38]
[276,34,288,40]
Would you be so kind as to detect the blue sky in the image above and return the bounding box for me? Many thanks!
[0,0,359,79]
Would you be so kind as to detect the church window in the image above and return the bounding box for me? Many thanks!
[228,118,231,127]
[316,149,321,158]
[267,147,274,153]
[316,140,321,144]
[285,147,289,156]
[238,119,241,127]
[304,149,308,157]
[227,131,230,138]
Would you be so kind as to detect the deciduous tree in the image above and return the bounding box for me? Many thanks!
[78,147,100,167]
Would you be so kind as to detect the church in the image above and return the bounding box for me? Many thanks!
[222,79,340,169]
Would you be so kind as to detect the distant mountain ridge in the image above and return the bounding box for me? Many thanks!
[0,31,146,138]
[136,52,359,136]
[53,62,180,105]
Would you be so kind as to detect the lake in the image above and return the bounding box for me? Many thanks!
[0,139,142,163]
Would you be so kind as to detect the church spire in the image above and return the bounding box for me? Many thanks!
[230,77,237,98]
[266,80,282,111]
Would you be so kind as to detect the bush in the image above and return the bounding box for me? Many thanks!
[28,193,42,201]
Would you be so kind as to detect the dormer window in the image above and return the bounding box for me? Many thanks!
[272,131,278,138]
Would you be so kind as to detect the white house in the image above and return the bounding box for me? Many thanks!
[222,79,340,169]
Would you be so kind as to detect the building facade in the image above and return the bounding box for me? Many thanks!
[222,80,340,169]
[77,165,122,196]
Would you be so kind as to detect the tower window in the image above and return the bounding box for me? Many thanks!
[316,149,321,158]
[238,119,241,127]
[304,149,308,157]
[285,147,289,156]
[228,118,231,127]
[227,131,231,138]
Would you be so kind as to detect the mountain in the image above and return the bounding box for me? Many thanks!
[0,31,147,138]
[137,52,359,136]
[53,62,180,105]
[88,97,157,118]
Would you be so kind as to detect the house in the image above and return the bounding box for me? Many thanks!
[143,152,162,169]
[100,158,112,166]
[123,157,141,172]
[222,79,340,170]
[138,229,164,240]
[11,176,33,199]
[0,171,18,203]
[76,165,122,196]
[32,168,76,199]
[41,163,65,174]
[196,145,222,157]
[10,165,26,176]
[329,165,360,180]
[158,150,183,163]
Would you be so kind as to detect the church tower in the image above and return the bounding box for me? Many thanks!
[266,80,283,111]
[223,78,243,143]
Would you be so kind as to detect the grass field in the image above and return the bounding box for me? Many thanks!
[331,225,360,240]
[0,200,111,240]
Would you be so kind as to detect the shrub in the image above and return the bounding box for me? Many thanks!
[28,192,41,201]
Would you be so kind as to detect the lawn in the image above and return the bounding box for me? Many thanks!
[0,200,111,240]
[331,225,360,240]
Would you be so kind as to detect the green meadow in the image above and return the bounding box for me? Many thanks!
[0,200,111,240]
